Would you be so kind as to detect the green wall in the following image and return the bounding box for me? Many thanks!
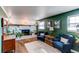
[43,8,79,52]
[0,17,2,53]
[46,9,79,35]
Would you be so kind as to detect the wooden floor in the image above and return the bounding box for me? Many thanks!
[15,37,61,53]
[15,37,37,53]
[3,35,61,53]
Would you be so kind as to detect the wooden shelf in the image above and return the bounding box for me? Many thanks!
[45,35,54,46]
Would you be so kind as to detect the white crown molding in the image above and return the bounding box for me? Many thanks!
[1,6,8,18]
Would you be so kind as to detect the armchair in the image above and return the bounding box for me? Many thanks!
[37,31,48,42]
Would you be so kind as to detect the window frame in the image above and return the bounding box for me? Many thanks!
[38,21,45,30]
[67,14,79,32]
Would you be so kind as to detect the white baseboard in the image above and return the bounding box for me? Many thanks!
[71,49,79,53]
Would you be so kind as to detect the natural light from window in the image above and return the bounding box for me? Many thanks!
[38,21,45,30]
[67,15,79,32]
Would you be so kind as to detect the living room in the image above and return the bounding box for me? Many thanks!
[0,6,79,53]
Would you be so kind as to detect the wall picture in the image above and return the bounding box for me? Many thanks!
[54,20,60,29]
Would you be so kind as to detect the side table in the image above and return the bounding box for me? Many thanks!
[45,35,54,46]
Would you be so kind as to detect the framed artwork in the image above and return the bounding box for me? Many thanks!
[54,20,60,29]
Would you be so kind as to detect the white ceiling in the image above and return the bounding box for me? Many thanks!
[3,6,79,25]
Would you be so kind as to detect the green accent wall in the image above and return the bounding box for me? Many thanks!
[47,9,79,35]
[43,9,79,52]
[0,17,2,53]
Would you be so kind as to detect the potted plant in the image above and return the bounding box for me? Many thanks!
[16,32,23,40]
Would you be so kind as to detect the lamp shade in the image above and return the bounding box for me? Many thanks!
[49,27,54,31]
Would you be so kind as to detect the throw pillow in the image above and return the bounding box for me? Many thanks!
[61,37,68,44]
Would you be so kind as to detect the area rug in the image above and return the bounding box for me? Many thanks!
[25,41,61,53]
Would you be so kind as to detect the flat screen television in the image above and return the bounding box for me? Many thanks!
[21,29,30,35]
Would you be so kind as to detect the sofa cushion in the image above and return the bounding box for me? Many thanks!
[53,38,60,41]
[54,41,64,48]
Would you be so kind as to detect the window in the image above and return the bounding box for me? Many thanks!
[38,21,45,29]
[67,15,79,32]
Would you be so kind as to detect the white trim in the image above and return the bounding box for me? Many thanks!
[71,49,79,53]
[1,6,8,18]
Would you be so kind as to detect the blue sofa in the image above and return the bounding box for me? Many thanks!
[53,34,75,53]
